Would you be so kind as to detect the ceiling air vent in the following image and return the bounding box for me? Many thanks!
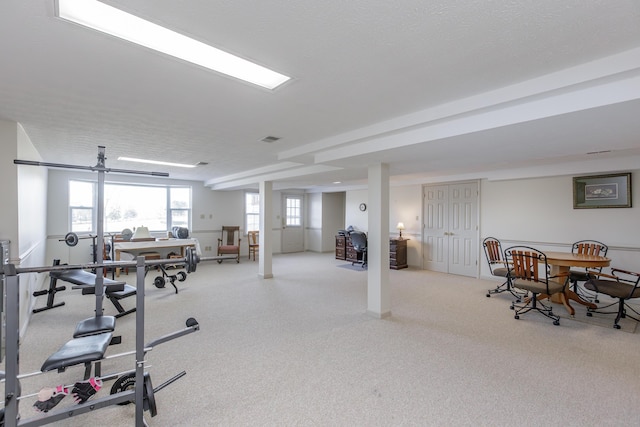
[260,136,281,143]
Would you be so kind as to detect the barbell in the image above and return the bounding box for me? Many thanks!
[0,248,203,277]
[59,232,95,247]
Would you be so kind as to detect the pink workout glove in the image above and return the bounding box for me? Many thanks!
[33,385,69,412]
[71,377,102,404]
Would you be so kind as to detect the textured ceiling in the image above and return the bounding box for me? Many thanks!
[1,0,640,191]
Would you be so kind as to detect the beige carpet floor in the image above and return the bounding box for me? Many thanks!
[4,251,640,426]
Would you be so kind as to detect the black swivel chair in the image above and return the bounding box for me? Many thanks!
[349,231,368,268]
[584,268,640,330]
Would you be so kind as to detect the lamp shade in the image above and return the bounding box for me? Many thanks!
[396,222,405,230]
[131,226,151,240]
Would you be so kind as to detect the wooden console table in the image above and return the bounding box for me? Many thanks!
[335,235,407,269]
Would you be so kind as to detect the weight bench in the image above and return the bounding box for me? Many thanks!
[41,332,115,380]
[33,261,136,318]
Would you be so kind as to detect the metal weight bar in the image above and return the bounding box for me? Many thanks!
[13,159,170,177]
[59,232,95,247]
[0,250,199,276]
[0,246,233,279]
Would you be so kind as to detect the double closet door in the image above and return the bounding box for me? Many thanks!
[423,182,478,277]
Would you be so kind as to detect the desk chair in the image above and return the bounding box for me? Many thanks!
[247,231,259,261]
[505,246,569,325]
[349,231,367,268]
[569,240,608,303]
[218,226,241,263]
[483,237,522,301]
[584,268,640,329]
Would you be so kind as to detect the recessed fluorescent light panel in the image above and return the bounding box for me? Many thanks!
[55,0,291,90]
[118,157,196,168]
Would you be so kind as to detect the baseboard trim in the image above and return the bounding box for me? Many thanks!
[367,309,392,319]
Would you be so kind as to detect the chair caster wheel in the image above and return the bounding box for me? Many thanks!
[553,320,560,326]
[586,312,592,317]
[614,324,621,329]
[510,305,514,310]
[177,271,187,282]
[548,311,554,316]
[486,293,491,297]
[514,315,519,319]
[217,259,223,264]
[594,299,600,303]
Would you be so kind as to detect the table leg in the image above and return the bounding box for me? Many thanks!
[548,265,597,315]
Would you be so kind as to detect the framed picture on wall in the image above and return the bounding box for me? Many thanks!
[573,172,632,209]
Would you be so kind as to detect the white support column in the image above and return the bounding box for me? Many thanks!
[259,180,274,279]
[367,163,391,318]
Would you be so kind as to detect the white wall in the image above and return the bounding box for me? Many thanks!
[0,120,19,252]
[322,192,346,252]
[305,193,322,252]
[479,172,640,278]
[344,170,640,275]
[305,192,347,253]
[0,120,48,337]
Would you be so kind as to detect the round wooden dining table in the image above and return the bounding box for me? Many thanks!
[544,251,611,316]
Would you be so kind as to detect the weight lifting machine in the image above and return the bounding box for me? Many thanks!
[3,147,205,426]
[1,255,201,426]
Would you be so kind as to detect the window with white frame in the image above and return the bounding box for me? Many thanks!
[245,192,260,232]
[69,180,94,232]
[69,180,191,233]
[285,196,301,226]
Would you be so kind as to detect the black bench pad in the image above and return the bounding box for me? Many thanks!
[74,316,116,338]
[81,284,136,298]
[50,270,125,293]
[41,333,113,372]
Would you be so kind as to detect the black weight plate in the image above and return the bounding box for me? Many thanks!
[110,373,136,405]
[153,276,165,288]
[144,372,157,417]
[65,232,79,247]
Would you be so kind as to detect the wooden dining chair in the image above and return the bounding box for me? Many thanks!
[217,226,241,263]
[504,246,570,325]
[569,240,608,302]
[247,230,259,261]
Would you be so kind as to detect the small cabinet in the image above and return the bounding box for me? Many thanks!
[390,238,408,270]
[335,235,346,260]
[346,236,363,264]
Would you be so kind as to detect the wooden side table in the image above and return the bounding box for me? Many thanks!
[390,238,408,270]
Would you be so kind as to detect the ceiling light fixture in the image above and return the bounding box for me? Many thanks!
[55,0,291,90]
[118,156,196,168]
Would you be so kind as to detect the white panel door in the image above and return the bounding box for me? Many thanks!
[423,182,478,277]
[281,195,304,253]
[423,185,449,273]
